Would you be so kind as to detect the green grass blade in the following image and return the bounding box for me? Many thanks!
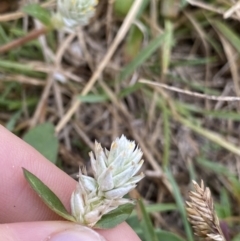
[139,199,158,241]
[165,168,194,241]
[78,94,109,103]
[6,110,22,131]
[215,188,231,219]
[22,3,52,27]
[178,116,240,156]
[119,33,166,82]
[162,20,174,74]
[213,20,240,53]
[156,230,186,241]
[131,203,177,217]
[159,99,171,168]
[196,157,235,177]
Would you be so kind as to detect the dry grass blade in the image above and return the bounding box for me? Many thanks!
[187,0,240,21]
[139,79,240,101]
[186,180,226,241]
[0,27,48,54]
[55,0,144,133]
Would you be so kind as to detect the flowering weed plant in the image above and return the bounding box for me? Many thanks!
[56,0,98,27]
[22,0,98,32]
[23,135,144,229]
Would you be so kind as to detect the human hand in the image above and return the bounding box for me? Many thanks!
[0,125,141,241]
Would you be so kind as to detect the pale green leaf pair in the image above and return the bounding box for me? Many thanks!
[23,168,134,229]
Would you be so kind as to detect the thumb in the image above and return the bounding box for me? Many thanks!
[0,221,106,241]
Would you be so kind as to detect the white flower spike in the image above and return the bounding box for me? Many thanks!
[90,135,144,198]
[71,135,144,227]
[71,169,117,227]
[56,0,98,28]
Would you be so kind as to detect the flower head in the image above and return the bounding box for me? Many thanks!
[56,0,98,28]
[71,170,125,227]
[89,135,144,199]
[71,135,144,226]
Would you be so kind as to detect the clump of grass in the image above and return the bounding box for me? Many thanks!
[186,180,226,241]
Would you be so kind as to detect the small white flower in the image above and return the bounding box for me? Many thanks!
[71,170,131,226]
[56,0,98,28]
[90,135,144,199]
[71,135,144,226]
[71,170,116,226]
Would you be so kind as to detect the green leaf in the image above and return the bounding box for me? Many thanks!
[119,32,166,82]
[196,157,235,177]
[23,168,75,222]
[180,0,188,8]
[197,158,240,199]
[0,98,38,111]
[215,188,231,219]
[165,168,194,241]
[114,0,134,17]
[6,110,22,131]
[213,20,240,53]
[128,203,178,240]
[22,4,52,27]
[94,203,134,229]
[228,177,240,200]
[160,98,170,168]
[23,123,58,164]
[156,230,186,241]
[119,83,142,98]
[0,60,35,73]
[78,94,109,103]
[139,198,158,241]
[124,25,144,61]
[130,203,177,217]
[113,0,149,18]
[162,20,174,74]
[232,233,240,241]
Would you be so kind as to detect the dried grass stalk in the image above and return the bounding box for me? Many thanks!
[186,180,226,241]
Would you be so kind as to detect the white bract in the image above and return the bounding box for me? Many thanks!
[90,136,144,199]
[56,0,98,28]
[71,135,144,227]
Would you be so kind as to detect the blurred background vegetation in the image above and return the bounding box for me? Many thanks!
[1,0,240,240]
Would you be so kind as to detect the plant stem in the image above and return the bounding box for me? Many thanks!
[0,27,49,54]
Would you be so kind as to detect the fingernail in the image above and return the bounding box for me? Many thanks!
[48,225,106,241]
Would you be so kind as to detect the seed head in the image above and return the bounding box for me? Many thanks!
[186,180,226,241]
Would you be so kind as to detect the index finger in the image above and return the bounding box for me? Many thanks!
[0,125,76,223]
[0,126,141,241]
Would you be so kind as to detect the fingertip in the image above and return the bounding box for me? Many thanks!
[0,221,105,241]
[97,222,141,241]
